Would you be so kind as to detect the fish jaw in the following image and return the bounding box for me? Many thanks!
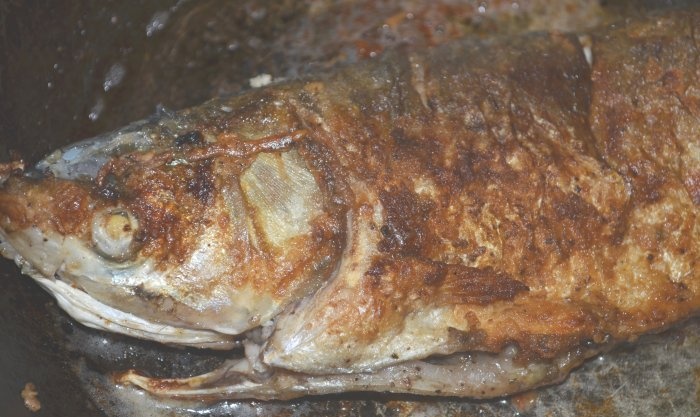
[2,237,237,349]
[0,175,235,348]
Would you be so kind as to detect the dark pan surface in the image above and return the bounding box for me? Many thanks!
[1,1,699,416]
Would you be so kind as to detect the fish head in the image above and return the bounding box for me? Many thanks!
[0,113,346,348]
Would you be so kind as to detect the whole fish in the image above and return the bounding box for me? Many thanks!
[0,9,698,401]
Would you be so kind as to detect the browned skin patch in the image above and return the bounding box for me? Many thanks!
[0,177,93,237]
[118,160,217,263]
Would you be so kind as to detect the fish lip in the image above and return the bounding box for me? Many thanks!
[37,276,238,349]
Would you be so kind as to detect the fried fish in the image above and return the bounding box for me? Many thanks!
[0,9,698,400]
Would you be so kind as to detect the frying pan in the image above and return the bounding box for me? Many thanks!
[1,1,699,416]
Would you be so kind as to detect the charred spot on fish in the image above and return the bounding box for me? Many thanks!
[390,127,422,151]
[467,246,487,262]
[295,139,353,225]
[455,148,499,183]
[423,264,447,286]
[520,334,577,360]
[174,131,204,148]
[132,227,148,245]
[542,190,605,255]
[377,187,432,256]
[365,259,388,278]
[390,127,408,144]
[379,225,391,238]
[453,239,469,248]
[449,329,488,352]
[131,284,177,313]
[95,172,120,200]
[186,161,215,205]
[132,284,156,301]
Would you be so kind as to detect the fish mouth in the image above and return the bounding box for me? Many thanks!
[0,225,237,349]
[33,277,237,349]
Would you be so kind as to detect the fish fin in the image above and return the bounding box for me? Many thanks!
[438,265,529,306]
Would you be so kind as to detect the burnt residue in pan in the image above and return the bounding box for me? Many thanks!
[1,1,699,416]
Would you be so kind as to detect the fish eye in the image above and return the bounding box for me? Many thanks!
[91,208,139,261]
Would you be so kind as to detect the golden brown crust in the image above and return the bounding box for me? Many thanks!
[266,13,700,365]
[585,10,700,338]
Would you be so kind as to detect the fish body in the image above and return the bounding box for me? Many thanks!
[1,10,699,400]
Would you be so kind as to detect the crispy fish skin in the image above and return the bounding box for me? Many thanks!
[264,11,700,375]
[261,33,606,375]
[588,11,700,336]
[1,9,700,400]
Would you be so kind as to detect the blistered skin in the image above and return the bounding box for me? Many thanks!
[1,10,700,400]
